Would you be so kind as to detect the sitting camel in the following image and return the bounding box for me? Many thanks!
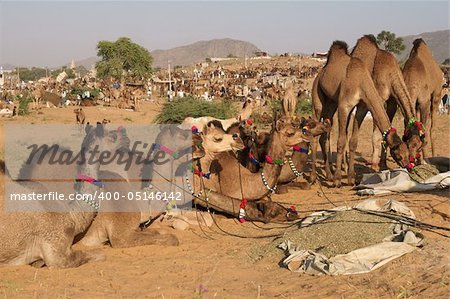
[402,38,444,158]
[0,123,122,268]
[311,41,410,187]
[226,92,331,192]
[186,120,299,223]
[15,124,180,251]
[180,97,261,132]
[199,97,310,202]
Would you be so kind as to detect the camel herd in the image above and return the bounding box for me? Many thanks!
[0,37,444,268]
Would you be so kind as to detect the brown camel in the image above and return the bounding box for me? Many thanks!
[276,117,331,192]
[311,41,410,187]
[0,123,123,268]
[15,124,181,251]
[74,108,86,129]
[202,112,309,200]
[403,38,445,158]
[350,35,423,171]
[31,85,45,109]
[189,120,298,222]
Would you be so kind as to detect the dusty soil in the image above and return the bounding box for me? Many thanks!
[0,103,449,298]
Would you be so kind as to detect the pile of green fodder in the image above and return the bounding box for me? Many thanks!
[155,96,237,124]
[248,210,395,262]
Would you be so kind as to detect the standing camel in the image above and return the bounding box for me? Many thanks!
[74,108,86,130]
[311,41,410,187]
[350,35,424,170]
[31,85,45,109]
[402,38,444,158]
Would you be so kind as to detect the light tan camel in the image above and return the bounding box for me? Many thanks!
[16,124,188,250]
[403,38,445,158]
[180,97,261,132]
[0,123,122,268]
[74,108,86,129]
[31,85,45,109]
[350,35,422,170]
[311,41,410,187]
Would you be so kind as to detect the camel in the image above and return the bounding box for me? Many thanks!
[187,120,298,222]
[180,97,261,132]
[402,38,445,158]
[74,108,86,129]
[0,123,124,268]
[276,117,331,192]
[16,124,185,250]
[201,108,310,200]
[350,35,423,170]
[31,85,45,109]
[311,41,410,187]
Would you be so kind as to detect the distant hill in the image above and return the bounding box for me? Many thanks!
[0,63,16,71]
[151,38,260,68]
[65,57,98,70]
[398,30,449,63]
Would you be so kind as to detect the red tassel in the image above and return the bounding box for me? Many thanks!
[265,155,273,164]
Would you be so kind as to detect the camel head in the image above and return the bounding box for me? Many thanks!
[76,123,130,194]
[402,119,426,164]
[200,120,245,155]
[225,120,258,150]
[247,201,299,223]
[385,131,410,168]
[328,40,349,55]
[275,115,312,148]
[299,117,332,137]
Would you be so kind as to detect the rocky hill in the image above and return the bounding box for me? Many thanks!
[151,38,260,68]
[398,29,449,63]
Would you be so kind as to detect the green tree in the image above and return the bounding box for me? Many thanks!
[17,67,47,82]
[376,31,406,55]
[442,58,450,65]
[95,37,153,80]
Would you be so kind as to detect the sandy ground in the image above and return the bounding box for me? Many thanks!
[0,103,449,298]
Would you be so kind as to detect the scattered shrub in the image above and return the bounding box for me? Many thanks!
[155,97,237,124]
[17,95,32,116]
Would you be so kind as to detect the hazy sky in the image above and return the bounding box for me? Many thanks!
[1,1,448,67]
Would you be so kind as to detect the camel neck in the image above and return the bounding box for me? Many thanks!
[198,152,215,173]
[260,131,286,186]
[238,106,253,120]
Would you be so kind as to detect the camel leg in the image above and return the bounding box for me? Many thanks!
[379,97,397,170]
[348,103,368,185]
[319,102,337,182]
[334,104,351,187]
[310,94,323,183]
[41,237,104,268]
[418,99,432,158]
[430,93,440,156]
